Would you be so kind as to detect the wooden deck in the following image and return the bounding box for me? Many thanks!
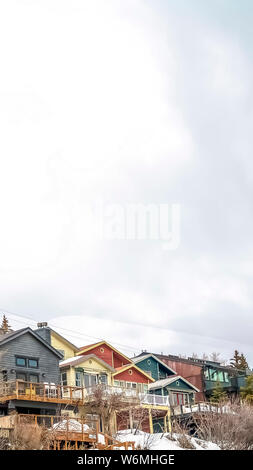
[0,414,134,450]
[0,381,142,407]
[0,380,86,405]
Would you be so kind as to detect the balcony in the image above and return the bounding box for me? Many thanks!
[0,381,142,406]
[80,384,141,405]
[0,380,86,406]
[139,393,170,407]
[0,381,193,414]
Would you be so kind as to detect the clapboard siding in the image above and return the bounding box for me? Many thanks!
[136,356,174,381]
[0,332,60,384]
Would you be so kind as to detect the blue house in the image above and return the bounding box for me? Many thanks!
[132,353,176,381]
[133,353,199,406]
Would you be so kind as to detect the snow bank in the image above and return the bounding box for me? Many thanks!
[51,419,90,432]
[116,429,220,451]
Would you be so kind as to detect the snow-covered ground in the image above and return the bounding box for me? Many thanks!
[116,430,220,450]
[51,419,105,445]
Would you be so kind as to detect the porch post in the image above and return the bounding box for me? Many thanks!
[148,408,154,434]
[167,410,172,433]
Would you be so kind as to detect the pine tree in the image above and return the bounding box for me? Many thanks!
[240,375,253,404]
[210,382,227,403]
[240,354,249,371]
[230,350,241,368]
[230,350,249,371]
[1,314,11,333]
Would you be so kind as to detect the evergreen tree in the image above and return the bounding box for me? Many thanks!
[230,350,249,371]
[1,314,11,333]
[210,382,227,403]
[240,375,253,404]
[240,354,249,371]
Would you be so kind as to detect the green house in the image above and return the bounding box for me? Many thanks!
[132,353,176,381]
[133,353,199,406]
[149,375,199,406]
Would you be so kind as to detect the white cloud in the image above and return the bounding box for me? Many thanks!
[0,1,253,363]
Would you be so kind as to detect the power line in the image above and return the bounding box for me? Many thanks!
[0,308,143,355]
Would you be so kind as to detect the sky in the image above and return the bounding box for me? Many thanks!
[0,0,253,365]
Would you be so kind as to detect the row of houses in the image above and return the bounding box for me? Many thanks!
[0,323,250,435]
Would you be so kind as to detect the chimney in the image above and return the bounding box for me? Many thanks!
[35,322,51,344]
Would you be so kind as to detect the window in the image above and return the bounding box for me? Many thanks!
[29,374,39,383]
[16,372,27,381]
[75,371,83,387]
[83,373,97,388]
[28,359,38,368]
[16,357,26,367]
[224,372,229,383]
[99,374,108,384]
[61,372,67,386]
[217,370,224,382]
[16,356,39,368]
[209,368,218,381]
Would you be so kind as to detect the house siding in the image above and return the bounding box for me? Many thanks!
[158,357,205,401]
[135,357,174,381]
[80,344,130,368]
[0,331,60,384]
[113,367,151,383]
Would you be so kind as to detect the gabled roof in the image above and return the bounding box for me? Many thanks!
[113,364,155,382]
[50,328,79,352]
[0,327,63,359]
[132,353,177,375]
[148,375,199,392]
[77,340,132,364]
[60,354,115,372]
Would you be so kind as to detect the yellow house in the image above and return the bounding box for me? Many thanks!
[50,329,79,360]
[59,354,115,389]
[35,323,79,360]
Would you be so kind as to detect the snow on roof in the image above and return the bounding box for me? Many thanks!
[148,375,199,392]
[60,353,115,371]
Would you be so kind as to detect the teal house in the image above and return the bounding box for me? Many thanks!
[132,353,176,381]
[133,353,199,406]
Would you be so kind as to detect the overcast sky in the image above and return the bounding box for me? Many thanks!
[0,0,253,365]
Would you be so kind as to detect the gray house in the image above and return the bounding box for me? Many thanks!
[0,327,63,416]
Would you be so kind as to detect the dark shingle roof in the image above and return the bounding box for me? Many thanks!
[0,327,63,358]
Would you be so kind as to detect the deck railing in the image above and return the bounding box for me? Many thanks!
[17,413,99,441]
[0,381,141,405]
[0,414,134,450]
[0,380,86,405]
[0,381,218,416]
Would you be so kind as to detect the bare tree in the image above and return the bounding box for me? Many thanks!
[82,385,140,436]
[209,352,221,362]
[193,402,253,450]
